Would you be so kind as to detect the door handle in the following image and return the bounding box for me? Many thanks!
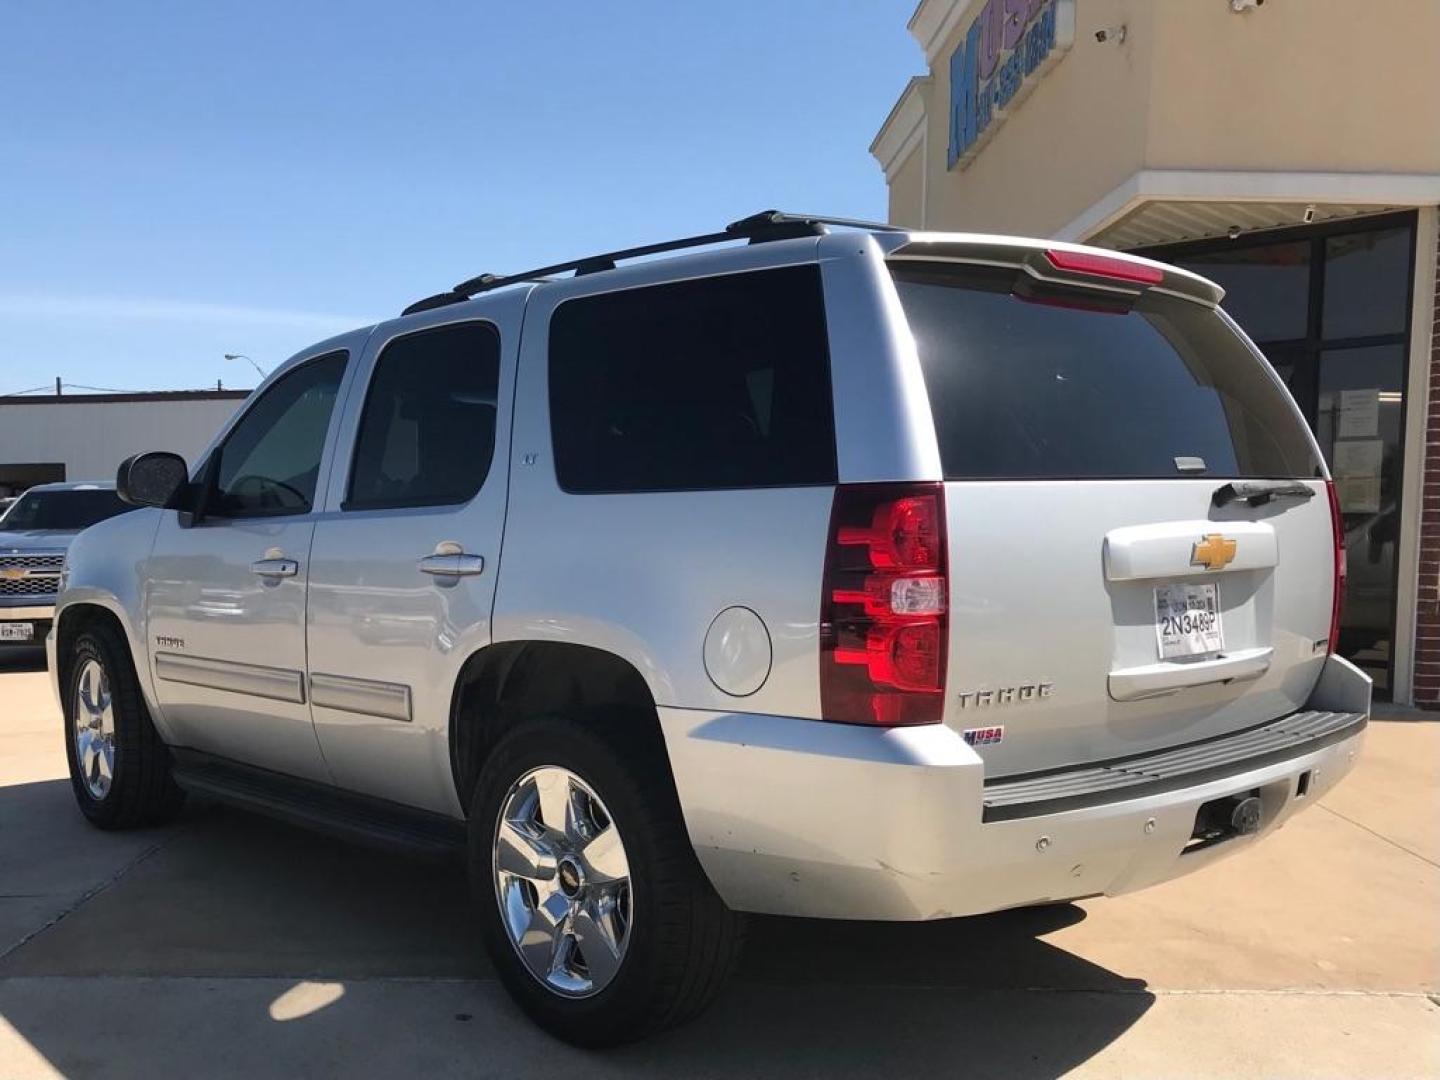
[418,553,485,578]
[250,557,299,579]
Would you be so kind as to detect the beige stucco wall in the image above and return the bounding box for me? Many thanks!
[888,144,927,228]
[890,0,1440,237]
[1146,0,1440,174]
[921,0,1157,236]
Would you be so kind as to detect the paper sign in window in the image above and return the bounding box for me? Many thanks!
[1332,438,1383,514]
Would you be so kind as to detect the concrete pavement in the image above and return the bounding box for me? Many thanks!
[2,649,1437,1077]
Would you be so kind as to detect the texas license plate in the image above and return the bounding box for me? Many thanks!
[1155,583,1223,660]
[0,622,34,642]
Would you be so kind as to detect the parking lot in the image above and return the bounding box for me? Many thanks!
[1,649,1436,1078]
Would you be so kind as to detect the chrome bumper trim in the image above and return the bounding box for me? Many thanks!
[0,605,55,620]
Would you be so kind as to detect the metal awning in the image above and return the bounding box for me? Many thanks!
[1088,199,1404,250]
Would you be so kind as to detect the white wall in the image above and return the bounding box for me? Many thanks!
[0,397,245,483]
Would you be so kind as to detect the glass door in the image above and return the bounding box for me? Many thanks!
[1142,212,1417,696]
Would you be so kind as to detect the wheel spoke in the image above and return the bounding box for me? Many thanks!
[515,895,568,979]
[580,825,627,884]
[496,820,555,885]
[548,927,573,979]
[79,666,97,716]
[532,768,575,836]
[96,737,114,781]
[572,897,623,988]
[76,728,95,774]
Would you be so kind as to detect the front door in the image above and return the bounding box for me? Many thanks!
[145,348,351,781]
[305,300,517,814]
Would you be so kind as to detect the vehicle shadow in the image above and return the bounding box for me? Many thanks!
[0,782,1153,1077]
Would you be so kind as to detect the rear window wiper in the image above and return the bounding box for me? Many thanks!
[1211,480,1316,508]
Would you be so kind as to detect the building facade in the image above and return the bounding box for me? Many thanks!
[0,390,247,496]
[872,0,1440,705]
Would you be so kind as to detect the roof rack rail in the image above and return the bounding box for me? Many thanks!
[400,210,903,315]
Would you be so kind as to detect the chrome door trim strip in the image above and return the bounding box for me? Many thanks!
[309,672,413,723]
[154,652,307,705]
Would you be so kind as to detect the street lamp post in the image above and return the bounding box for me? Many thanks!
[224,353,268,380]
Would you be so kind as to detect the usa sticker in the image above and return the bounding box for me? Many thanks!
[963,725,1005,747]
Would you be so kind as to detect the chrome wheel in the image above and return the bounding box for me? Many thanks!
[493,765,633,998]
[72,658,116,800]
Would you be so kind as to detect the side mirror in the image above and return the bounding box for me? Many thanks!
[116,452,191,509]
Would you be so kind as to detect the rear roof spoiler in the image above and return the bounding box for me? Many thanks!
[883,235,1225,308]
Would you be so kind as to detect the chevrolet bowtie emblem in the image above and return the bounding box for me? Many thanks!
[0,568,26,581]
[1191,533,1237,571]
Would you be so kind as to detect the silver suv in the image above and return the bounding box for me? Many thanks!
[50,212,1370,1045]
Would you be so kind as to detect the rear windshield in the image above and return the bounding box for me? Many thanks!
[890,262,1323,481]
[0,489,130,531]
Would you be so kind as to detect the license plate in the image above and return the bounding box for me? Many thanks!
[1154,583,1223,660]
[0,622,34,642]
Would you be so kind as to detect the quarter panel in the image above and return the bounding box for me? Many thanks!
[496,249,842,718]
[818,232,942,484]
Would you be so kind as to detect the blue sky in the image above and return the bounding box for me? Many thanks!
[0,2,919,394]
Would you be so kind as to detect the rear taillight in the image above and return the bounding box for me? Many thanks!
[820,483,948,726]
[1326,479,1346,655]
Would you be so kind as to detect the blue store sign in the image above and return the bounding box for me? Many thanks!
[948,0,1076,170]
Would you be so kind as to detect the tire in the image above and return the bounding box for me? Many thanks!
[63,620,185,829]
[469,711,743,1047]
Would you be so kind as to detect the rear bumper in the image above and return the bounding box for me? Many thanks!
[660,655,1371,920]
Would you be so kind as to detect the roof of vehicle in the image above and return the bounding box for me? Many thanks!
[15,482,117,494]
[261,211,1233,395]
[399,209,1226,317]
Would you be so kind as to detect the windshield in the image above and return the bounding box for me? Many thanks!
[889,261,1324,481]
[0,489,131,531]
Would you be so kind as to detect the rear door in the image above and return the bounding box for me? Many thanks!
[304,296,519,814]
[888,254,1334,777]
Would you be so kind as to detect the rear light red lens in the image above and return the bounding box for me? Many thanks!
[1326,479,1346,655]
[821,483,948,726]
[837,494,942,568]
[1044,248,1165,285]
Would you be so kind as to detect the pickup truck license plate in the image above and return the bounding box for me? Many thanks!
[0,622,35,642]
[1155,583,1222,660]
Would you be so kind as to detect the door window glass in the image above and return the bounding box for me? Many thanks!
[1144,215,1417,696]
[347,322,501,510]
[1322,228,1412,340]
[1318,345,1404,673]
[1180,242,1310,343]
[212,352,347,517]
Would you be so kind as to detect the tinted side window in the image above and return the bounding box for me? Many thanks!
[548,266,837,493]
[890,263,1323,481]
[347,322,501,510]
[213,351,347,517]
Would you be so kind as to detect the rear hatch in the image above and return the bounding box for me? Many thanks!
[888,246,1334,777]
